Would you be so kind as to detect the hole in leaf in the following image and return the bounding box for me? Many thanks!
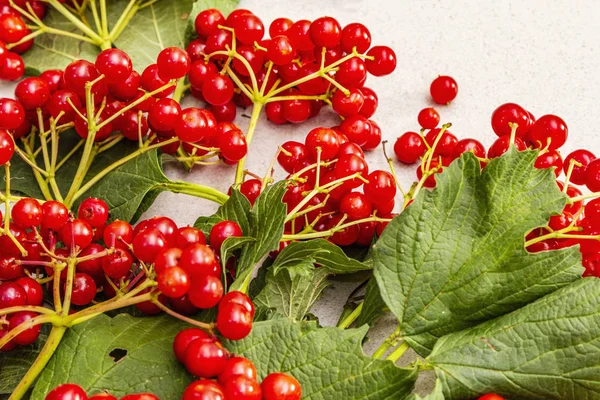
[109,348,128,363]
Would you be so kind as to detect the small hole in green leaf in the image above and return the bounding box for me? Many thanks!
[109,348,128,363]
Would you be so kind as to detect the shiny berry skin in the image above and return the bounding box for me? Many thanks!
[261,372,302,400]
[334,154,368,188]
[180,243,219,278]
[0,51,24,81]
[535,150,563,176]
[336,57,367,88]
[132,228,166,264]
[487,135,527,158]
[63,60,102,98]
[140,64,175,98]
[364,170,396,204]
[216,301,253,340]
[278,141,307,173]
[157,47,191,80]
[282,96,311,123]
[185,338,228,378]
[586,159,600,192]
[491,103,531,137]
[340,22,371,53]
[14,277,43,306]
[59,219,93,250]
[39,69,63,93]
[563,149,596,185]
[221,290,255,317]
[9,311,41,345]
[210,101,236,123]
[183,380,225,400]
[0,14,26,43]
[40,201,68,231]
[239,179,262,205]
[173,327,210,363]
[77,198,109,228]
[95,48,132,83]
[453,138,486,160]
[0,98,24,129]
[418,107,440,130]
[585,198,600,227]
[267,35,296,65]
[365,46,396,76]
[11,198,42,228]
[528,114,568,150]
[232,14,264,45]
[175,107,216,143]
[305,127,340,161]
[478,395,505,400]
[309,17,341,48]
[89,394,117,400]
[210,220,243,252]
[0,281,27,309]
[269,17,293,37]
[340,192,372,220]
[120,394,159,400]
[332,88,364,118]
[218,356,257,386]
[108,70,141,101]
[103,220,133,249]
[195,9,225,37]
[157,266,191,298]
[287,20,313,51]
[430,75,458,104]
[148,98,181,133]
[394,132,425,164]
[0,129,14,165]
[188,275,224,309]
[48,90,82,122]
[219,129,247,162]
[340,115,371,146]
[177,227,206,249]
[188,60,218,90]
[223,376,262,400]
[70,273,97,306]
[202,74,234,106]
[425,129,458,157]
[15,77,50,110]
[45,384,88,400]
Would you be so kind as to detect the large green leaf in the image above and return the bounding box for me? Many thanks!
[272,239,371,274]
[254,261,330,321]
[31,314,191,399]
[356,276,387,326]
[194,189,251,236]
[428,278,600,400]
[225,318,418,400]
[374,149,584,356]
[0,327,48,395]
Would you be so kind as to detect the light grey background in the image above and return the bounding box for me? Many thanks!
[1,0,599,395]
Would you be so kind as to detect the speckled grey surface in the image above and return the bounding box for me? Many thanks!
[1,0,599,395]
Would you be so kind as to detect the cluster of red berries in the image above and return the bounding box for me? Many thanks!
[45,383,161,400]
[392,76,600,277]
[189,8,395,125]
[174,327,301,400]
[0,0,51,81]
[273,126,396,246]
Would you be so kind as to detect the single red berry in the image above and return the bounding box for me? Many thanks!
[491,103,532,137]
[173,327,210,363]
[108,70,141,101]
[39,69,64,93]
[340,192,372,220]
[0,129,14,165]
[175,107,217,143]
[157,265,191,298]
[340,115,371,146]
[188,275,224,309]
[528,114,568,150]
[0,52,24,81]
[218,356,257,386]
[394,132,425,164]
[269,17,293,37]
[232,14,264,45]
[217,301,253,340]
[478,395,505,400]
[195,9,225,38]
[282,96,311,124]
[332,88,365,118]
[204,29,233,60]
[277,141,306,173]
[340,23,371,53]
[140,64,175,98]
[59,219,93,250]
[430,76,458,104]
[77,197,109,228]
[185,338,228,378]
[0,98,25,129]
[585,198,600,227]
[11,198,42,228]
[287,20,313,51]
[364,170,396,204]
[309,16,341,48]
[45,384,87,400]
[148,98,181,133]
[425,128,458,157]
[183,380,225,400]
[132,228,166,264]
[40,202,67,232]
[586,159,600,192]
[334,153,368,188]
[103,220,133,249]
[15,77,50,110]
[219,129,247,162]
[102,247,134,280]
[210,101,236,123]
[563,149,596,185]
[180,243,219,278]
[14,277,43,306]
[0,14,27,43]
[157,46,191,80]
[487,135,527,158]
[223,376,262,400]
[0,281,27,309]
[77,244,105,281]
[48,90,82,122]
[69,272,97,306]
[8,311,41,345]
[266,35,296,66]
[210,220,243,252]
[220,291,254,317]
[96,48,132,83]
[305,127,340,161]
[535,150,563,177]
[188,60,218,90]
[261,373,302,400]
[176,227,206,249]
[365,46,396,76]
[335,57,367,88]
[239,179,262,205]
[418,107,440,130]
[453,138,486,160]
[202,74,234,106]
[63,59,103,98]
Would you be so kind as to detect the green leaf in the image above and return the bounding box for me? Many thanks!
[22,9,99,74]
[229,181,287,292]
[224,318,418,400]
[254,261,330,321]
[31,314,191,399]
[374,149,584,356]
[356,276,388,326]
[272,239,371,274]
[0,327,48,395]
[428,278,600,400]
[409,379,446,400]
[194,189,251,236]
[185,0,239,43]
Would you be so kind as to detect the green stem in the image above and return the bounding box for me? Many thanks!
[99,0,109,37]
[386,341,410,362]
[337,302,363,329]
[46,0,105,44]
[372,325,402,359]
[9,326,68,400]
[234,102,263,184]
[162,180,229,205]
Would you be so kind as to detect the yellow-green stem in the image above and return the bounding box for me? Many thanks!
[337,302,363,329]
[372,325,402,359]
[386,341,410,362]
[234,102,263,184]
